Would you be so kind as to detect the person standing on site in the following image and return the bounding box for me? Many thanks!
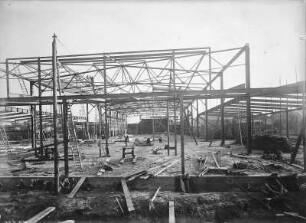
[125,135,129,146]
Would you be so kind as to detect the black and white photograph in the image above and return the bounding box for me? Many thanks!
[0,0,305,222]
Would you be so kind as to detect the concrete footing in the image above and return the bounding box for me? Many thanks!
[0,174,305,193]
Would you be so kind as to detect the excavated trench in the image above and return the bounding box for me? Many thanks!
[1,178,306,223]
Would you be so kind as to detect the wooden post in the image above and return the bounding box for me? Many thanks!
[220,72,225,146]
[103,55,110,156]
[245,44,252,154]
[30,81,37,156]
[52,34,60,194]
[180,96,185,175]
[6,59,9,98]
[38,58,44,157]
[169,201,175,223]
[63,99,69,177]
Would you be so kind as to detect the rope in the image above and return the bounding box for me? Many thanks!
[57,38,73,55]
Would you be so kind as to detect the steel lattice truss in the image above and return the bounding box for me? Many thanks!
[0,44,304,124]
[1,46,250,117]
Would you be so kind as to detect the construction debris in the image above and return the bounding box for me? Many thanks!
[25,207,55,223]
[149,186,161,211]
[121,178,135,213]
[168,201,175,223]
[253,135,292,160]
[152,147,163,154]
[67,177,86,198]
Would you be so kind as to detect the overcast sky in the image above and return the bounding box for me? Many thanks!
[0,0,305,97]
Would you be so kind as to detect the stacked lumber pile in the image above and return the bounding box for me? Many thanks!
[253,135,292,153]
[140,158,180,179]
[124,158,180,181]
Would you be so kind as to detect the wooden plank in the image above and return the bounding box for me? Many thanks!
[289,163,304,170]
[67,177,86,198]
[149,187,161,211]
[25,207,55,223]
[169,201,175,223]
[198,166,210,176]
[180,176,186,193]
[132,154,137,163]
[211,153,220,169]
[121,178,135,212]
[154,159,180,177]
[283,212,306,220]
[116,197,124,214]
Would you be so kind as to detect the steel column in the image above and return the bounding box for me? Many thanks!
[167,100,170,155]
[220,72,225,146]
[196,100,199,138]
[286,108,289,138]
[205,100,209,141]
[52,34,60,194]
[30,81,36,156]
[63,99,69,177]
[103,55,110,156]
[180,96,185,175]
[152,112,155,141]
[172,50,177,155]
[38,58,44,157]
[6,59,9,98]
[245,44,252,154]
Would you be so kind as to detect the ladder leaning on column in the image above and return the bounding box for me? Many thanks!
[67,105,83,170]
[0,125,11,153]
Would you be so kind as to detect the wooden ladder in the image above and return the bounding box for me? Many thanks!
[35,119,48,146]
[16,65,29,96]
[0,125,11,153]
[67,105,83,170]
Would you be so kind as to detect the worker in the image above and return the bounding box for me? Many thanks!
[159,137,162,143]
[125,135,129,146]
[146,137,151,145]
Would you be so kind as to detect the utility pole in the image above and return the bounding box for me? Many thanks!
[52,34,60,194]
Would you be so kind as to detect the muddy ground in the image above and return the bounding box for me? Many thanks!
[0,135,305,222]
[0,134,303,177]
[1,188,306,223]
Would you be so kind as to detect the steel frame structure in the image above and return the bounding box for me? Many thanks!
[5,40,305,191]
